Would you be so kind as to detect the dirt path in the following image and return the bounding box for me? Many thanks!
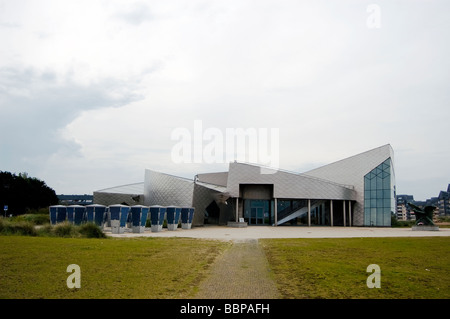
[195,239,280,299]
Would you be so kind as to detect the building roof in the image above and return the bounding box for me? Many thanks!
[94,182,144,195]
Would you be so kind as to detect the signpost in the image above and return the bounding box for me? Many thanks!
[4,205,8,218]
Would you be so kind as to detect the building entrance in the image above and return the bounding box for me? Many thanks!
[244,199,273,225]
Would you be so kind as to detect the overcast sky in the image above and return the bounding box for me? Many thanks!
[0,0,449,201]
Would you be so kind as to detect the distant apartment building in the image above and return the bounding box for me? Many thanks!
[396,194,414,221]
[396,184,450,221]
[437,185,450,216]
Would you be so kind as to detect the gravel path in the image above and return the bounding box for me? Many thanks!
[195,239,280,299]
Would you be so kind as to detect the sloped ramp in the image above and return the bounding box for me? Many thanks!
[276,200,325,225]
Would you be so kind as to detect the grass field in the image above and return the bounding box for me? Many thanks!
[0,236,229,299]
[0,235,449,299]
[260,237,450,299]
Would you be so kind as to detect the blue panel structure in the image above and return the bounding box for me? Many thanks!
[130,205,149,233]
[189,208,195,223]
[95,205,107,226]
[166,206,181,231]
[119,206,129,227]
[86,204,107,227]
[181,207,195,229]
[67,205,86,225]
[131,206,142,227]
[50,205,67,224]
[109,204,130,234]
[181,207,189,224]
[74,206,86,225]
[149,205,166,232]
[86,206,95,223]
[66,206,74,224]
[56,206,67,223]
[49,206,58,225]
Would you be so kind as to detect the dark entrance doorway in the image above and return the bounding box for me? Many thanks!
[205,200,220,224]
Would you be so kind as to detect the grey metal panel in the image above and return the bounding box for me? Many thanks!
[192,183,235,226]
[195,181,228,193]
[143,169,194,207]
[196,172,229,186]
[226,162,356,200]
[192,183,219,226]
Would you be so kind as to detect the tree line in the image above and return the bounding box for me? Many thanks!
[0,171,58,215]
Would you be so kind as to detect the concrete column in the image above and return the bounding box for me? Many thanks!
[330,200,334,227]
[321,203,325,225]
[308,199,311,227]
[348,201,352,227]
[235,197,239,222]
[343,200,346,227]
[274,198,278,226]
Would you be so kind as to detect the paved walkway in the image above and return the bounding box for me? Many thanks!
[194,239,280,299]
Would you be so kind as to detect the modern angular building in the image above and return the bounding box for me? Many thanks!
[137,144,396,227]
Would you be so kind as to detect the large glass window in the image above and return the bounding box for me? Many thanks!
[364,158,395,226]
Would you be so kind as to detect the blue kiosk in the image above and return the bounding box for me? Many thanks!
[181,207,195,229]
[49,205,67,225]
[149,205,166,232]
[66,205,86,225]
[130,205,149,233]
[86,204,107,228]
[109,204,130,234]
[166,206,181,231]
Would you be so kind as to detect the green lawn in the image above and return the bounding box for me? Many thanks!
[260,237,450,299]
[0,236,229,299]
[1,235,449,299]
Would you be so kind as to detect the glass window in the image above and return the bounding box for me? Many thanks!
[384,198,391,208]
[371,208,377,225]
[371,178,377,189]
[363,158,395,226]
[371,199,377,208]
[376,177,383,189]
[377,198,384,207]
[376,189,383,198]
[383,177,390,189]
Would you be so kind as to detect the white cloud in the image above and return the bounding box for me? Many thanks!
[1,0,449,200]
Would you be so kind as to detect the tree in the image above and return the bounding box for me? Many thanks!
[0,171,59,215]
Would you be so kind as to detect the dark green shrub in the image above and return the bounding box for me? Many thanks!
[53,222,77,238]
[0,218,37,236]
[78,223,106,238]
[0,218,107,238]
[36,224,53,237]
[23,214,49,225]
[391,216,415,227]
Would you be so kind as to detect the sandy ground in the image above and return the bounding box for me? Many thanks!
[106,225,450,241]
